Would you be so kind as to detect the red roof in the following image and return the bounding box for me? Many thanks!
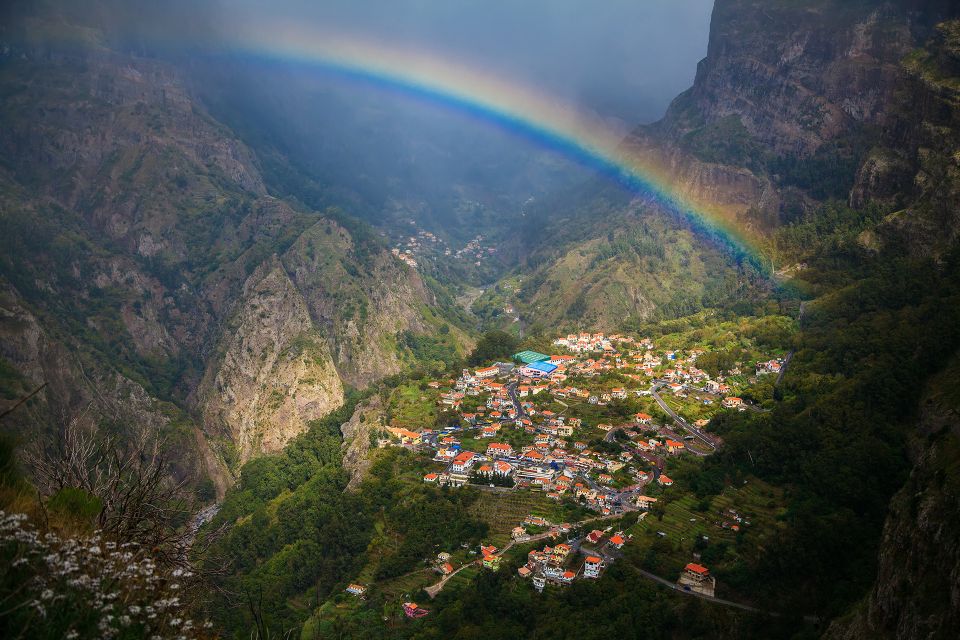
[685,562,709,575]
[585,556,602,563]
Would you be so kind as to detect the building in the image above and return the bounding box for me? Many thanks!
[677,562,716,597]
[635,495,658,510]
[475,366,499,379]
[518,361,558,378]
[486,442,514,458]
[345,584,367,597]
[449,451,477,486]
[513,350,552,364]
[387,427,421,444]
[583,556,604,579]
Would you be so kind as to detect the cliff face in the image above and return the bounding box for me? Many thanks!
[628,0,957,230]
[0,12,463,484]
[825,357,960,640]
[197,257,344,467]
[854,19,960,253]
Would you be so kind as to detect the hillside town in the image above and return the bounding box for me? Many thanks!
[382,331,779,516]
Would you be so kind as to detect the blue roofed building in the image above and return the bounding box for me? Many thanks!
[518,360,558,378]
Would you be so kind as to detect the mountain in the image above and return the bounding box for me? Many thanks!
[0,9,470,492]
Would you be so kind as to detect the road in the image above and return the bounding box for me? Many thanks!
[424,513,622,598]
[650,383,718,454]
[506,381,528,420]
[776,300,806,387]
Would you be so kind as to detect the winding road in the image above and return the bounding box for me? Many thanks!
[650,383,718,454]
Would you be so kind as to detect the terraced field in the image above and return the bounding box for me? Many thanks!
[470,491,570,546]
[373,568,438,603]
[630,477,786,578]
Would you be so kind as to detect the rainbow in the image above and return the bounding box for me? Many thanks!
[214,22,765,263]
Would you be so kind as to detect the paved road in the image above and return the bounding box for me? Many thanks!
[424,513,622,598]
[650,384,718,454]
[776,300,806,387]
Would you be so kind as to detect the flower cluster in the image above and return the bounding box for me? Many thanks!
[0,511,213,639]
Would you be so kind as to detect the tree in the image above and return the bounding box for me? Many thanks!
[467,331,519,365]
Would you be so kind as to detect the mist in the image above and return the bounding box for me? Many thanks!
[219,0,714,125]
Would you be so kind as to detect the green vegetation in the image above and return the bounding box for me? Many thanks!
[467,331,520,366]
[201,400,489,638]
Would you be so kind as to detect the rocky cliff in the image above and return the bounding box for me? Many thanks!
[196,257,344,467]
[628,0,959,231]
[0,9,467,486]
[825,356,960,640]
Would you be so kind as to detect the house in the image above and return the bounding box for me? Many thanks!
[402,602,429,618]
[449,451,477,486]
[474,366,499,379]
[583,556,604,579]
[722,396,743,409]
[611,387,627,400]
[665,439,686,453]
[517,566,532,578]
[345,584,367,596]
[451,451,476,474]
[532,575,546,592]
[387,427,421,444]
[678,562,716,597]
[609,534,625,549]
[635,413,652,425]
[440,562,454,575]
[658,474,674,487]
[586,530,604,544]
[635,495,658,510]
[482,554,501,570]
[423,473,439,483]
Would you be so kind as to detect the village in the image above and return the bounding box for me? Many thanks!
[388,331,780,508]
[353,329,785,609]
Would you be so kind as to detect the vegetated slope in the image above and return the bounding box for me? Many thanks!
[198,396,489,638]
[454,4,960,639]
[480,0,960,334]
[0,8,470,490]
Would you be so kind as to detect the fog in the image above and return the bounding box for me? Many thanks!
[221,0,714,125]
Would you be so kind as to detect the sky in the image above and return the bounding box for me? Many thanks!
[218,0,715,125]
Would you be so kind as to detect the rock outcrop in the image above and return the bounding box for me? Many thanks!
[197,257,344,467]
[825,357,960,640]
[0,9,466,485]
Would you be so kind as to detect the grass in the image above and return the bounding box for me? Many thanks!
[388,383,439,430]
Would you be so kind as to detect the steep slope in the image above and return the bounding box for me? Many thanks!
[0,10,469,483]
[196,257,344,465]
[825,354,960,640]
[627,0,958,229]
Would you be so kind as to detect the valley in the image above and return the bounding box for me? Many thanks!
[1,1,959,639]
